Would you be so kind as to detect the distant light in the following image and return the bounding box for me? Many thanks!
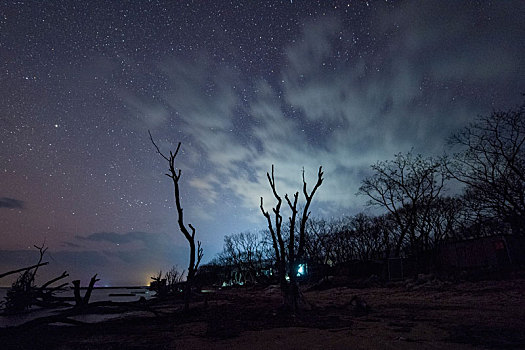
[297,264,306,276]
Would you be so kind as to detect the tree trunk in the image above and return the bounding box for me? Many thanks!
[72,274,99,308]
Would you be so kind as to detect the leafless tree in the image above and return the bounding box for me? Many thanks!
[328,218,358,264]
[413,196,464,245]
[260,165,323,312]
[370,214,396,259]
[346,213,385,261]
[149,131,203,311]
[150,266,185,296]
[219,231,269,285]
[165,266,185,292]
[358,152,449,257]
[448,102,525,235]
[304,217,335,266]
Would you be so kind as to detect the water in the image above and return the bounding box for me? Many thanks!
[0,287,156,328]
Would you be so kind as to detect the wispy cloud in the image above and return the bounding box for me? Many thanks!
[132,1,524,223]
[0,197,24,209]
[78,231,148,244]
[44,231,189,285]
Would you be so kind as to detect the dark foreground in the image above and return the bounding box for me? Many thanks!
[1,277,525,349]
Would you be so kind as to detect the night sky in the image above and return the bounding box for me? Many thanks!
[1,1,524,286]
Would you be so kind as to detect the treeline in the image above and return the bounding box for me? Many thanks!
[209,100,525,282]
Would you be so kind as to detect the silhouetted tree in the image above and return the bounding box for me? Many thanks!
[359,152,449,257]
[370,214,396,259]
[329,218,359,264]
[149,131,203,311]
[218,231,270,285]
[150,266,184,296]
[260,165,323,312]
[414,196,463,244]
[448,101,525,235]
[165,266,184,293]
[304,217,336,266]
[346,213,385,261]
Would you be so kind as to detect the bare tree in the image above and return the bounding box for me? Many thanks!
[305,214,394,266]
[304,217,335,266]
[414,196,464,244]
[165,266,185,293]
[149,131,203,311]
[347,213,384,261]
[370,214,396,259]
[448,102,525,234]
[358,152,449,257]
[150,266,185,296]
[260,165,323,312]
[328,218,358,264]
[219,231,269,285]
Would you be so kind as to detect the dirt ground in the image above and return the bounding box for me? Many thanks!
[1,277,525,349]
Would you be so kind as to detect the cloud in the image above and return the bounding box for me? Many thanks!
[0,231,192,286]
[75,231,187,262]
[0,250,41,268]
[0,197,24,209]
[61,241,82,248]
[73,231,189,284]
[77,231,147,244]
[50,250,110,268]
[381,1,523,84]
[76,231,184,256]
[188,175,220,205]
[131,1,524,227]
[0,249,111,286]
[121,90,169,128]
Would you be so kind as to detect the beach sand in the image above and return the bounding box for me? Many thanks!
[1,278,524,349]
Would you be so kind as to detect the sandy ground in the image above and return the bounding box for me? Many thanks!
[1,277,524,349]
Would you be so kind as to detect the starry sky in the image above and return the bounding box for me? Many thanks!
[1,1,524,286]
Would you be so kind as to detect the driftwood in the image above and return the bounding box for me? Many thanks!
[0,262,49,279]
[72,274,100,308]
[40,271,69,290]
[45,282,70,295]
[1,244,74,312]
[2,273,72,313]
[34,272,71,308]
[8,298,163,329]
